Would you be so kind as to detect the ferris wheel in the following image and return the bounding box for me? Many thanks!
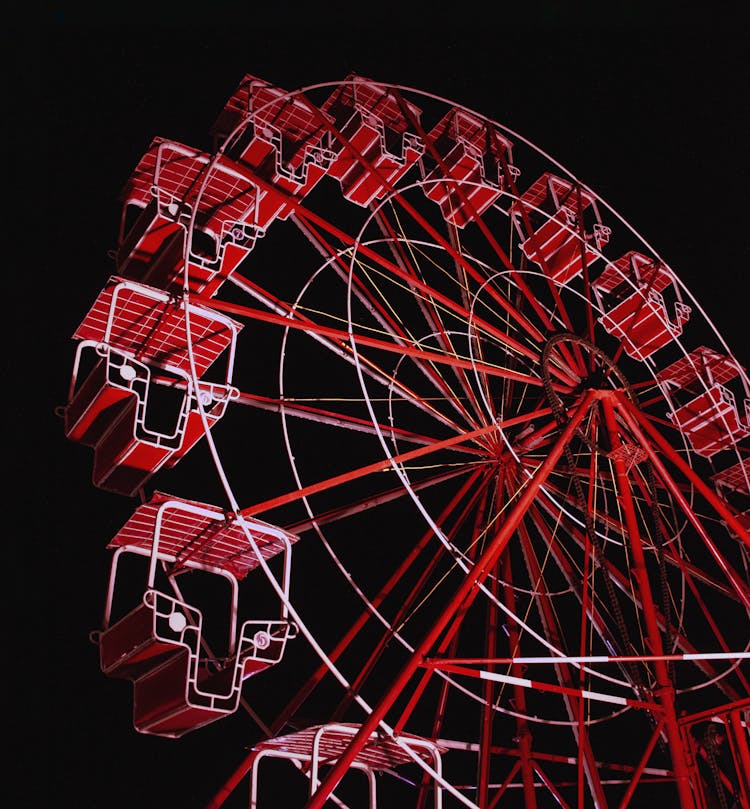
[60,73,750,809]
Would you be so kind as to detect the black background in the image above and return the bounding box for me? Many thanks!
[10,7,749,808]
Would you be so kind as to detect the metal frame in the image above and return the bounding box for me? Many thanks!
[62,72,750,808]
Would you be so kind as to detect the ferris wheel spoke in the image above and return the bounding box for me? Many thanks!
[529,459,650,692]
[530,496,745,700]
[390,481,499,741]
[476,470,504,807]
[495,549,556,805]
[359,204,492,424]
[332,474,498,725]
[294,203,565,373]
[616,394,750,543]
[241,421,499,519]
[291,212,487,429]
[225,271,499,434]
[235,389,474,448]
[373,189,552,351]
[527,491,659,688]
[270,466,492,735]
[624,463,745,610]
[680,571,750,696]
[204,284,555,395]
[600,393,705,795]
[348,303,491,435]
[231,267,475,436]
[286,465,482,535]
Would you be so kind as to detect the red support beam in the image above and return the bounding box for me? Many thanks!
[617,392,750,545]
[241,407,552,519]
[241,421,498,518]
[616,718,666,809]
[275,467,490,734]
[602,393,697,809]
[302,390,596,808]
[614,394,750,610]
[499,549,538,809]
[478,473,504,809]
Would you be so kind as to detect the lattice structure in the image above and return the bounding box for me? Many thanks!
[60,72,750,809]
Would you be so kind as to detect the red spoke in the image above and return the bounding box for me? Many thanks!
[193,288,557,390]
[228,271,475,435]
[271,466,492,735]
[285,465,480,535]
[291,202,583,389]
[366,205,492,424]
[235,390,482,450]
[290,212,487,429]
[393,476,496,740]
[601,393,697,809]
[303,392,596,808]
[331,471,496,722]
[539,477,741,602]
[241,422,499,518]
[499,548,543,808]
[617,393,750,543]
[307,93,553,346]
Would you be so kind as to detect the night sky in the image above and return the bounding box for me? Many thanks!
[16,10,749,809]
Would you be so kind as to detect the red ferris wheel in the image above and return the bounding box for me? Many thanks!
[60,73,750,809]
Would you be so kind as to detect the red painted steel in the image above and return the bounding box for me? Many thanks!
[117,139,265,296]
[602,393,697,809]
[303,393,596,808]
[61,74,750,809]
[65,278,240,495]
[72,276,240,376]
[211,75,335,221]
[97,493,298,738]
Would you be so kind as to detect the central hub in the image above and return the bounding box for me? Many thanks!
[539,332,638,455]
[541,332,633,408]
